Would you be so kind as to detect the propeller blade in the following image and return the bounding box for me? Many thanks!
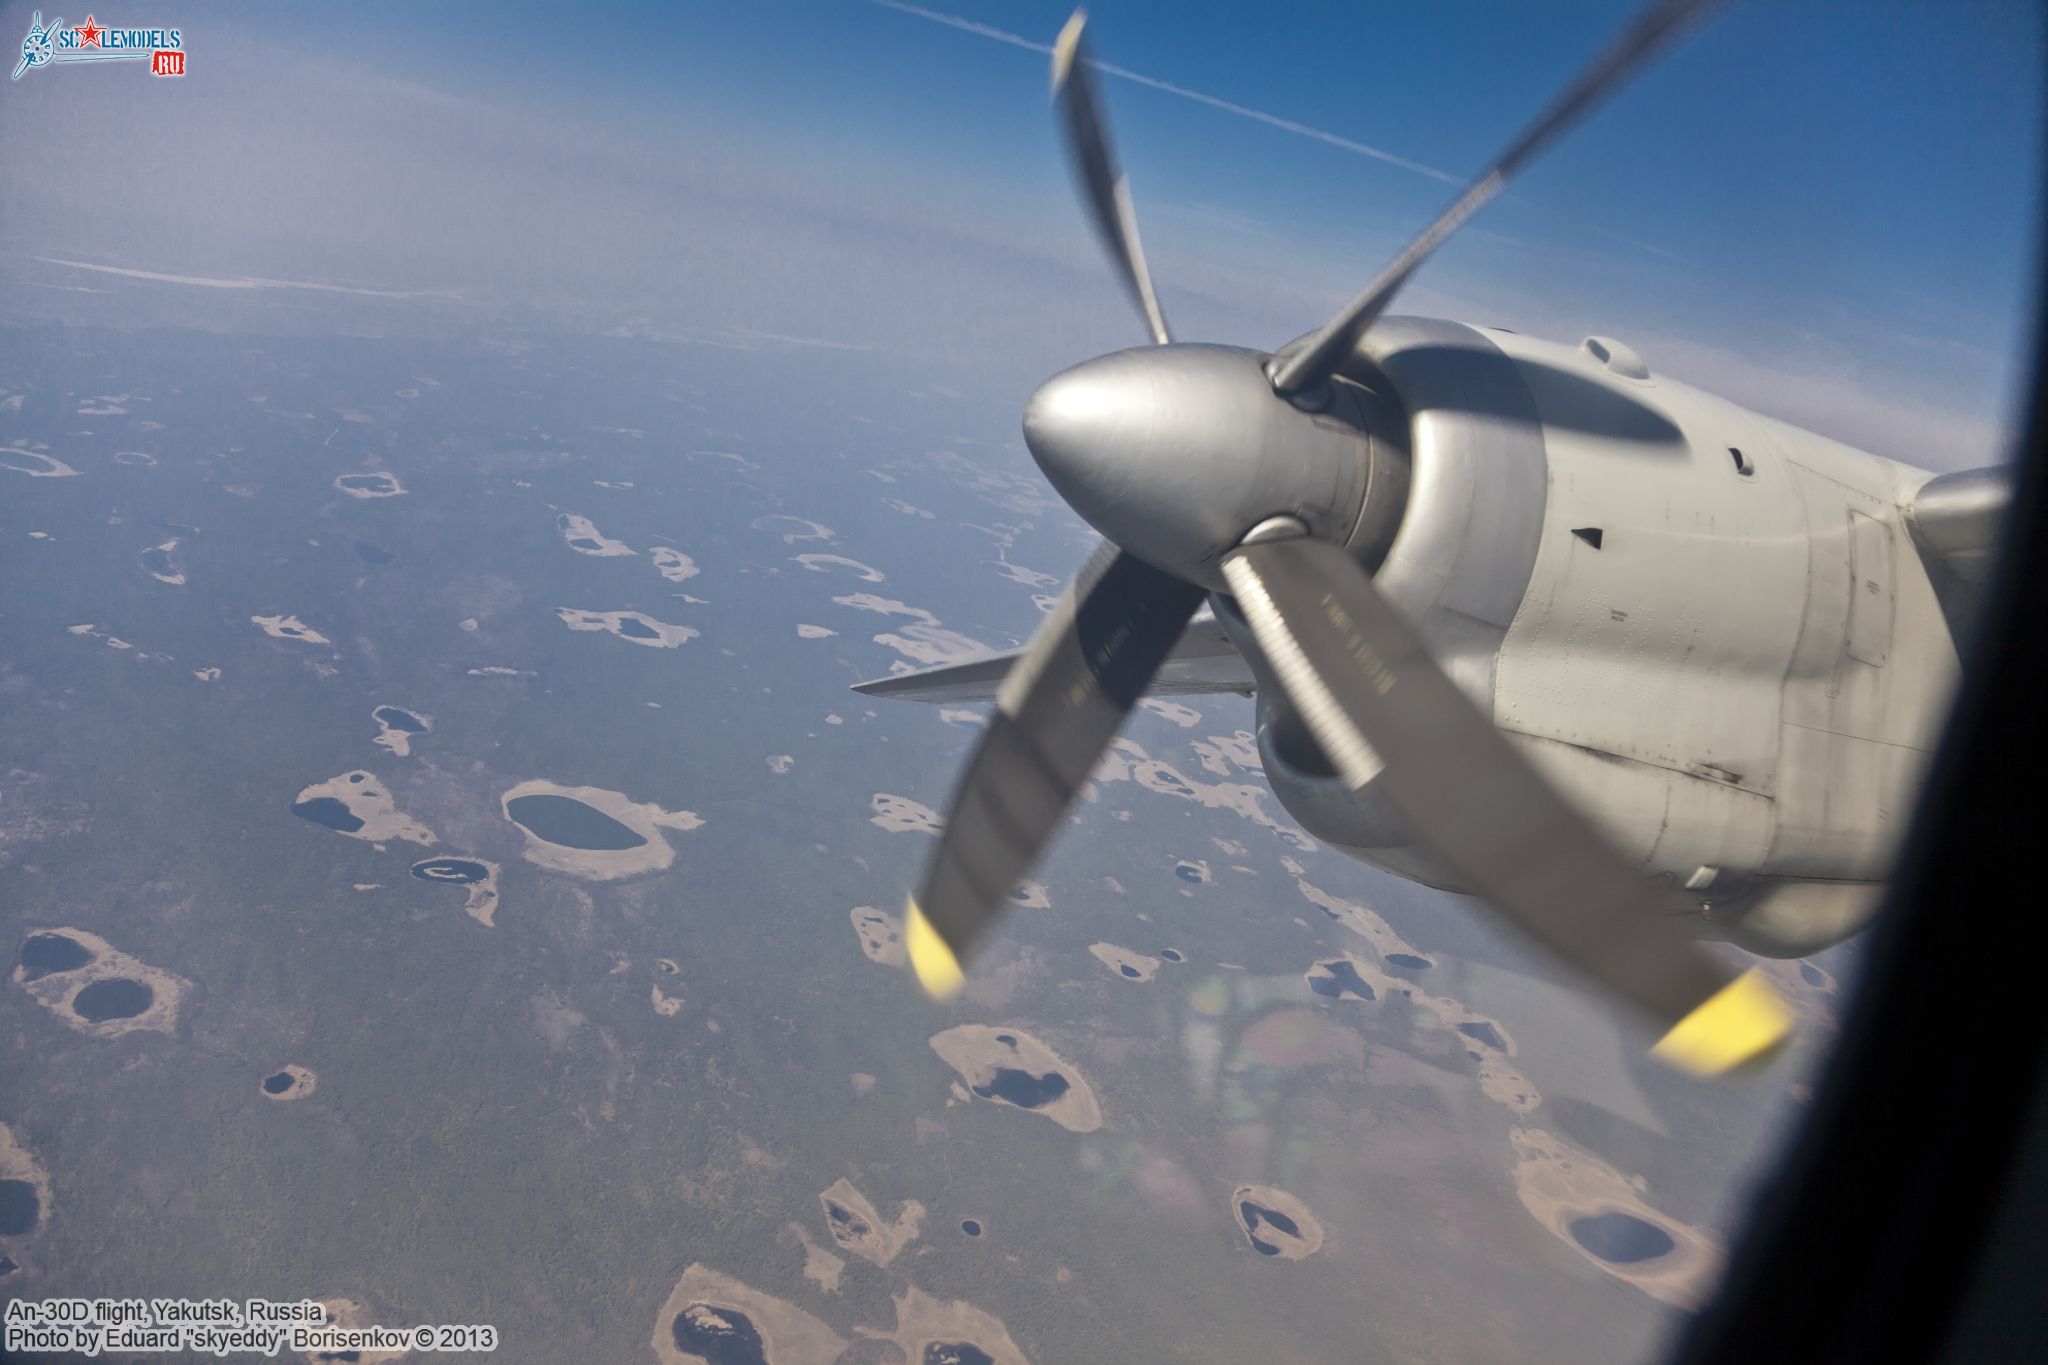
[1266,0,1726,396]
[1052,9,1172,346]
[906,542,1207,997]
[1218,532,1790,1075]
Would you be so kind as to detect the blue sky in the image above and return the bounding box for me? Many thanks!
[3,0,2041,465]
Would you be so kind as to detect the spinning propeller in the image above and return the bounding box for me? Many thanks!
[886,0,1790,1076]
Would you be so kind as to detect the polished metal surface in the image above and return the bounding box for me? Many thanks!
[1022,342,1404,592]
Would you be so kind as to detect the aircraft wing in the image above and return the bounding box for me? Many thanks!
[851,602,1254,703]
[1904,465,2011,641]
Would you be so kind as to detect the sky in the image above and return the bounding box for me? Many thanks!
[2,0,2040,467]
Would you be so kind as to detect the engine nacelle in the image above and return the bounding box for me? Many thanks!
[1230,316,1910,958]
[1698,879,1885,958]
[1218,317,1552,893]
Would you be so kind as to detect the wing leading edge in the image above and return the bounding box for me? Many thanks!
[852,601,1253,703]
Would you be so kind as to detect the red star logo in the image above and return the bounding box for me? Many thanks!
[76,16,102,47]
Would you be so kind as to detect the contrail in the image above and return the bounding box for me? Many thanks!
[37,257,459,299]
[869,0,1686,266]
[870,0,1458,186]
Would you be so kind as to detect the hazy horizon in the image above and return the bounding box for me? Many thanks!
[3,0,2040,469]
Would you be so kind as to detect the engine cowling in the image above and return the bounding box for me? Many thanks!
[1223,317,1550,891]
[1230,317,1887,958]
[1698,879,1885,958]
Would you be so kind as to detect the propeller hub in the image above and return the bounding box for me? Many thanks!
[1023,343,1404,592]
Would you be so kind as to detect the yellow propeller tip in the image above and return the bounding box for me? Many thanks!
[1652,968,1795,1077]
[905,899,965,1000]
[1051,10,1087,91]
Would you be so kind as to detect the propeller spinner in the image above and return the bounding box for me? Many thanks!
[897,1,1790,1078]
